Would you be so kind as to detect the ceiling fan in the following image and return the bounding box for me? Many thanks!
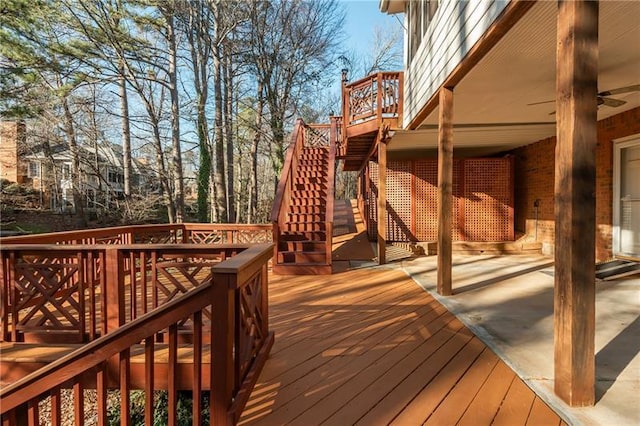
[527,84,640,114]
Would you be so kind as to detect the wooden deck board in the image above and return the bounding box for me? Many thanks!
[240,266,563,426]
[457,359,516,425]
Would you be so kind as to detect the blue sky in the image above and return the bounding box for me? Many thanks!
[341,0,404,57]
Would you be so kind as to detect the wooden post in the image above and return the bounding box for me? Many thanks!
[377,139,387,265]
[211,272,234,425]
[554,0,598,407]
[437,87,454,296]
[104,248,125,333]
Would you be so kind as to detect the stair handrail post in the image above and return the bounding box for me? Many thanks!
[376,72,383,127]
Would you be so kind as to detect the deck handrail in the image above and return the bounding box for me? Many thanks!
[0,223,272,246]
[342,71,403,127]
[0,243,274,425]
[0,243,264,342]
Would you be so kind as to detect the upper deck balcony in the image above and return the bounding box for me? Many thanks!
[340,71,403,170]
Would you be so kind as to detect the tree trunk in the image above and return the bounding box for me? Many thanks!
[224,43,235,223]
[118,63,132,199]
[248,82,264,223]
[269,113,286,193]
[212,0,227,222]
[61,97,87,227]
[166,12,185,222]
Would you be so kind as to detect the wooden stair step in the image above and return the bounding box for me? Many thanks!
[303,147,329,153]
[281,231,327,241]
[297,171,327,178]
[291,190,326,198]
[300,152,328,159]
[288,205,326,214]
[278,240,326,252]
[294,176,326,184]
[277,251,326,264]
[283,221,326,232]
[294,183,326,191]
[290,198,326,206]
[287,213,325,222]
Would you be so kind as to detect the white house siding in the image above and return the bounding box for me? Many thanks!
[403,0,510,128]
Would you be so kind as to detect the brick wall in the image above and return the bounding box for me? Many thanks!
[0,121,26,183]
[513,107,640,261]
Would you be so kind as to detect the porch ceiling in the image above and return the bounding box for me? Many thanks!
[405,1,640,152]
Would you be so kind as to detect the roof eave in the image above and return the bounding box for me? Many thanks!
[379,0,404,14]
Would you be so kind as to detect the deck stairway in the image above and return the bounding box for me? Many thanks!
[272,120,336,275]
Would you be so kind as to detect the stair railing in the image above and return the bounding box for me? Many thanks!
[325,134,336,266]
[271,119,306,257]
[305,123,335,266]
[0,243,274,426]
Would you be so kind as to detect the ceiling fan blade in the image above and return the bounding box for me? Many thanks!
[599,97,627,107]
[527,100,554,106]
[598,84,640,96]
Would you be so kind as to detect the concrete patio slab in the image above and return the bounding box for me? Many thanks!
[398,254,640,426]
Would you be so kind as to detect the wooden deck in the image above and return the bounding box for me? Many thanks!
[239,267,564,425]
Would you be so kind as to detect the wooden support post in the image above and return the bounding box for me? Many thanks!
[104,248,125,333]
[377,139,387,265]
[437,87,454,296]
[554,0,598,407]
[211,273,234,425]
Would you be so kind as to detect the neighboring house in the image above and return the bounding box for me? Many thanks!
[0,120,154,211]
[337,0,639,408]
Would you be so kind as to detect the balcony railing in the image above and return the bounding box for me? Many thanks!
[0,225,274,425]
[343,71,403,127]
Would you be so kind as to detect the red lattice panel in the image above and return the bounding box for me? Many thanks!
[452,160,464,240]
[366,162,379,239]
[463,159,514,241]
[414,160,438,241]
[387,161,413,241]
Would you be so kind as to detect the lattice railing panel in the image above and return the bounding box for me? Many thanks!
[189,230,226,244]
[126,251,224,324]
[133,230,178,244]
[349,81,376,121]
[11,254,85,340]
[236,268,266,386]
[305,125,331,148]
[233,229,272,244]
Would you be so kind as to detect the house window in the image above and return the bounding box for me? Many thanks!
[62,164,71,180]
[407,0,439,63]
[108,170,124,184]
[28,162,40,178]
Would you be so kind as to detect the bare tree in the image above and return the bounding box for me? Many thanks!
[247,0,345,187]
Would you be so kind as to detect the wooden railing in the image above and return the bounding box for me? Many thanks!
[271,119,306,252]
[330,115,344,157]
[305,123,331,148]
[325,135,336,265]
[0,243,274,425]
[343,71,403,127]
[0,223,272,246]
